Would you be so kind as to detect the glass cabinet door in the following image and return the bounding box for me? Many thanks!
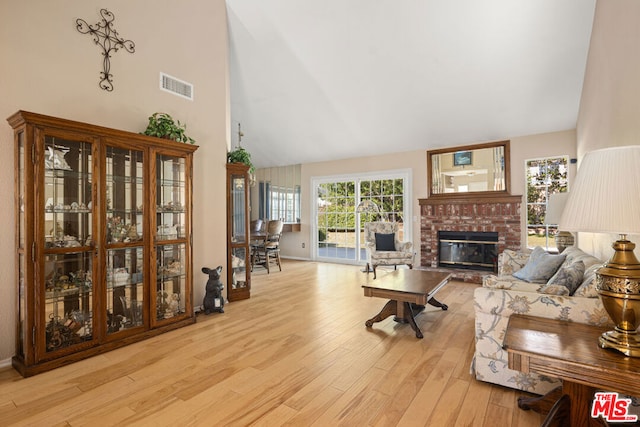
[229,172,249,290]
[154,154,188,322]
[105,146,145,335]
[42,136,96,355]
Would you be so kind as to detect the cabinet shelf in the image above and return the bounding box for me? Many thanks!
[9,110,198,377]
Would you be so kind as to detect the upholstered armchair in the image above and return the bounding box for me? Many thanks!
[363,221,414,279]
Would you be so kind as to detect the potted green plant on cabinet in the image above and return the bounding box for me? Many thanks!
[142,112,195,144]
[227,146,255,174]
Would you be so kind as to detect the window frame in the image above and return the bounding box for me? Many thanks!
[524,156,569,251]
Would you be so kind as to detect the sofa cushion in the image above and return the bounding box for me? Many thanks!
[512,246,566,283]
[562,246,602,270]
[374,233,396,251]
[538,260,585,296]
[483,275,542,292]
[574,263,602,297]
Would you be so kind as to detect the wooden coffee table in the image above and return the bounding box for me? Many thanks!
[362,269,451,338]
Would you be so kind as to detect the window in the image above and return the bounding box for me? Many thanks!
[313,171,411,263]
[267,184,300,223]
[255,165,301,223]
[525,156,569,250]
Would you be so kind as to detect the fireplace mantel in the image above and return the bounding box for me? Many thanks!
[419,194,523,205]
[419,194,522,282]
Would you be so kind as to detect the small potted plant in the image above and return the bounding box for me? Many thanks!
[142,112,195,144]
[227,146,255,173]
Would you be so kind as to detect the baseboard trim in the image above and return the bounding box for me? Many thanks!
[0,358,12,370]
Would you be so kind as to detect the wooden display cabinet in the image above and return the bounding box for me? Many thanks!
[9,111,198,376]
[226,163,251,301]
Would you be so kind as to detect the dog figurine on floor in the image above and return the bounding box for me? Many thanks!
[202,266,224,314]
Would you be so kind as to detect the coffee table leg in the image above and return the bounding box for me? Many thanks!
[365,300,397,327]
[428,297,448,311]
[404,302,424,339]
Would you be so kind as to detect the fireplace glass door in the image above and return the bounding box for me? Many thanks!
[438,231,498,272]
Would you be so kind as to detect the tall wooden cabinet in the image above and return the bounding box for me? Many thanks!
[9,111,198,377]
[226,163,251,301]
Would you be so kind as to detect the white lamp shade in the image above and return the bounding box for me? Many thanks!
[544,192,570,225]
[559,145,640,234]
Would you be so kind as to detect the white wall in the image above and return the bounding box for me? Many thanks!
[0,1,229,361]
[576,0,640,260]
[278,128,576,263]
[283,149,427,262]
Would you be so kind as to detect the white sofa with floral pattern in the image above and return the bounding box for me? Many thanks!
[471,246,613,395]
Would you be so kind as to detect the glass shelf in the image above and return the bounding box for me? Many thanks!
[156,154,186,243]
[156,243,186,320]
[44,252,93,352]
[106,247,144,333]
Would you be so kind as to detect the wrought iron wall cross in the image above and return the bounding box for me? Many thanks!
[76,9,135,91]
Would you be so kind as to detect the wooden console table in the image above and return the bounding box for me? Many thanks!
[504,314,640,426]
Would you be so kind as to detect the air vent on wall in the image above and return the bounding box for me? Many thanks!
[160,72,194,101]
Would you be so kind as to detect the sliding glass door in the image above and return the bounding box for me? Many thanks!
[313,171,411,264]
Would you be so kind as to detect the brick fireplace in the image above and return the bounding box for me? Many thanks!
[419,195,522,282]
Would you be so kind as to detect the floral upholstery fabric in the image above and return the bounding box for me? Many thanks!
[497,249,531,275]
[472,247,612,395]
[364,222,413,268]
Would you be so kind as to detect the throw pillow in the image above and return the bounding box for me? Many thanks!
[538,260,585,296]
[512,246,566,283]
[375,233,396,251]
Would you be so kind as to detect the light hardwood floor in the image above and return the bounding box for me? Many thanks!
[0,261,543,426]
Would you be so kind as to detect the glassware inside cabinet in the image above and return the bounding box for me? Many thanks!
[106,147,144,244]
[44,252,93,352]
[156,243,186,320]
[106,247,144,333]
[44,137,93,249]
[156,155,186,241]
[230,175,247,243]
[231,247,249,289]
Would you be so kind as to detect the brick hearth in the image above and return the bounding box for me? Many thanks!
[418,195,522,283]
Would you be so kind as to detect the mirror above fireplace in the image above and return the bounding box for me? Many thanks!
[427,140,510,199]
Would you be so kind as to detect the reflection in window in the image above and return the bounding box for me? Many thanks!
[525,156,569,250]
[253,165,301,223]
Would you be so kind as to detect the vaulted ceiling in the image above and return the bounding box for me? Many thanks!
[226,0,596,168]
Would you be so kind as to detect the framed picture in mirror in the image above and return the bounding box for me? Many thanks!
[453,151,472,166]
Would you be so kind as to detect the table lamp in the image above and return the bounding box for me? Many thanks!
[544,192,574,253]
[559,145,640,357]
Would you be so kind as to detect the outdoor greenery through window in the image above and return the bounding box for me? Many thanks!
[526,156,569,250]
[315,176,407,262]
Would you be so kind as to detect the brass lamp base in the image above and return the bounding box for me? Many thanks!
[596,238,640,357]
[554,231,574,253]
[599,327,640,357]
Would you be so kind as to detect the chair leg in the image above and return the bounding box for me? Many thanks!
[275,251,282,271]
[250,248,255,272]
[265,249,270,273]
